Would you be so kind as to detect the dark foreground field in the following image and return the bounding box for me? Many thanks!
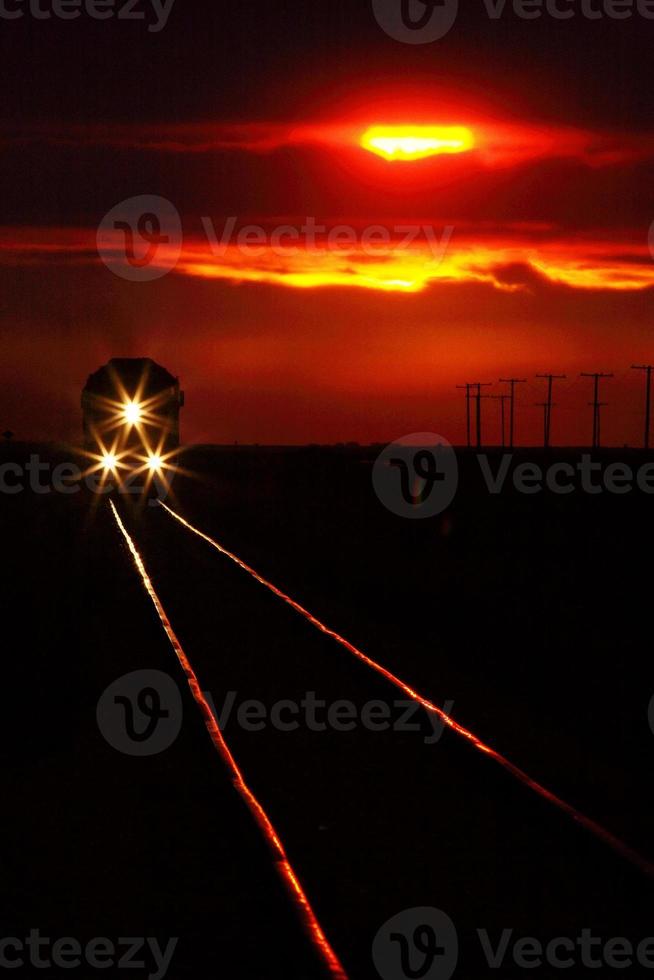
[2,443,654,979]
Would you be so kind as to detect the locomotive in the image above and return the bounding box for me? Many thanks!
[81,358,184,484]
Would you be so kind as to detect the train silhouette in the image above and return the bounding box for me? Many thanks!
[82,358,184,483]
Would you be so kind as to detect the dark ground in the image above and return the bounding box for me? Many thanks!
[2,443,654,979]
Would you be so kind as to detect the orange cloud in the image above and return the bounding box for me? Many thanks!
[1,224,653,294]
[4,117,654,168]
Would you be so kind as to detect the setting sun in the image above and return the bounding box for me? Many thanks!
[360,125,475,161]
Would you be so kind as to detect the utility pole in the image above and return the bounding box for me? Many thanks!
[473,383,493,449]
[499,378,527,448]
[595,403,608,449]
[490,394,510,448]
[536,373,566,449]
[535,402,554,449]
[581,373,613,449]
[456,384,474,448]
[631,365,654,449]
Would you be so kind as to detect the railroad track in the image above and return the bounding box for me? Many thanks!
[109,496,654,980]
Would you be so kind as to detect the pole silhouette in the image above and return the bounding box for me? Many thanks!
[581,373,613,449]
[535,402,555,448]
[490,394,510,448]
[536,373,566,448]
[499,378,527,448]
[595,402,608,449]
[631,365,654,449]
[456,384,473,448]
[473,383,493,449]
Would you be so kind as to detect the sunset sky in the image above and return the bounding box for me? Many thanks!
[2,1,654,445]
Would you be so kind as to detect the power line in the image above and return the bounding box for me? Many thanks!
[593,402,609,450]
[456,383,474,448]
[580,373,614,449]
[457,382,492,448]
[490,394,510,448]
[536,374,566,448]
[458,365,654,447]
[534,402,556,449]
[474,383,493,449]
[631,365,654,449]
[499,378,527,448]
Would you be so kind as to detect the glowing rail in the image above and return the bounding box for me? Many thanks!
[109,500,348,980]
[159,501,654,879]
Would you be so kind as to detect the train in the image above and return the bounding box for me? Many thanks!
[81,358,184,484]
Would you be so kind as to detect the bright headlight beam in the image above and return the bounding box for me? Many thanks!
[123,401,142,425]
[148,454,164,472]
[360,125,475,161]
[102,453,118,472]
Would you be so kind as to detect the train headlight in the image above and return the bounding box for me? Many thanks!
[123,401,142,425]
[102,453,118,472]
[148,454,164,473]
